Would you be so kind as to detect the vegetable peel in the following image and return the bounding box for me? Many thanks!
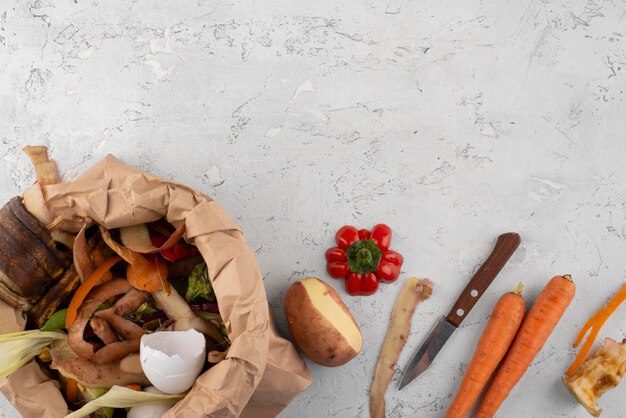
[65,256,122,329]
[566,283,626,377]
[100,226,170,293]
[369,278,433,418]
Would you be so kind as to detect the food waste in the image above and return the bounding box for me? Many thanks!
[564,337,626,417]
[370,278,433,418]
[0,147,230,417]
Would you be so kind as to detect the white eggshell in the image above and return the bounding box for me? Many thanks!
[127,386,173,418]
[140,329,206,394]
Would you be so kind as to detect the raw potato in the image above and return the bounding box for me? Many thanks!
[284,277,362,367]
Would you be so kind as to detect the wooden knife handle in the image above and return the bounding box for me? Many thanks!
[445,232,521,328]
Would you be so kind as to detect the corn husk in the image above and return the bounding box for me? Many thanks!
[0,330,66,377]
[65,385,184,418]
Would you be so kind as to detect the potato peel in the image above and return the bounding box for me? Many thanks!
[99,226,170,293]
[370,277,433,418]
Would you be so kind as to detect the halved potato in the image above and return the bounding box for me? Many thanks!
[284,277,362,367]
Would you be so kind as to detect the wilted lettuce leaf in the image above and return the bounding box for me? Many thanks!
[185,262,216,303]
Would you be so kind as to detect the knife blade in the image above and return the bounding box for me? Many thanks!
[398,232,521,390]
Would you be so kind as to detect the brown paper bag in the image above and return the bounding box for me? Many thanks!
[0,155,311,417]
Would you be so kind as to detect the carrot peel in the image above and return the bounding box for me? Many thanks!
[566,283,626,377]
[66,377,78,404]
[65,255,122,329]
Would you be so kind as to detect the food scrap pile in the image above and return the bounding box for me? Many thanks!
[0,147,229,417]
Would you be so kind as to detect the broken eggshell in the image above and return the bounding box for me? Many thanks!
[126,386,175,418]
[140,329,206,394]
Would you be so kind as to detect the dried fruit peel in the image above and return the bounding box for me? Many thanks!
[563,337,626,417]
[369,278,433,418]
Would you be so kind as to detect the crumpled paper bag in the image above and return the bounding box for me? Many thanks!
[0,154,311,417]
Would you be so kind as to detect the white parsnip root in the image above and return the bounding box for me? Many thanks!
[370,278,433,418]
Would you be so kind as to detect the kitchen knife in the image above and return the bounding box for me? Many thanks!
[398,232,521,390]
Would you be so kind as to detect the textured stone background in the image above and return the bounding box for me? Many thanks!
[1,0,626,417]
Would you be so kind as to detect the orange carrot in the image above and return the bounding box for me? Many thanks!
[477,275,575,418]
[65,256,122,329]
[124,383,142,391]
[565,283,626,377]
[444,284,525,418]
[66,377,78,404]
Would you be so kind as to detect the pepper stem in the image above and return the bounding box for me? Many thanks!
[356,248,373,267]
[345,239,383,275]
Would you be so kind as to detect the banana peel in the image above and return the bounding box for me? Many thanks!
[0,197,72,309]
